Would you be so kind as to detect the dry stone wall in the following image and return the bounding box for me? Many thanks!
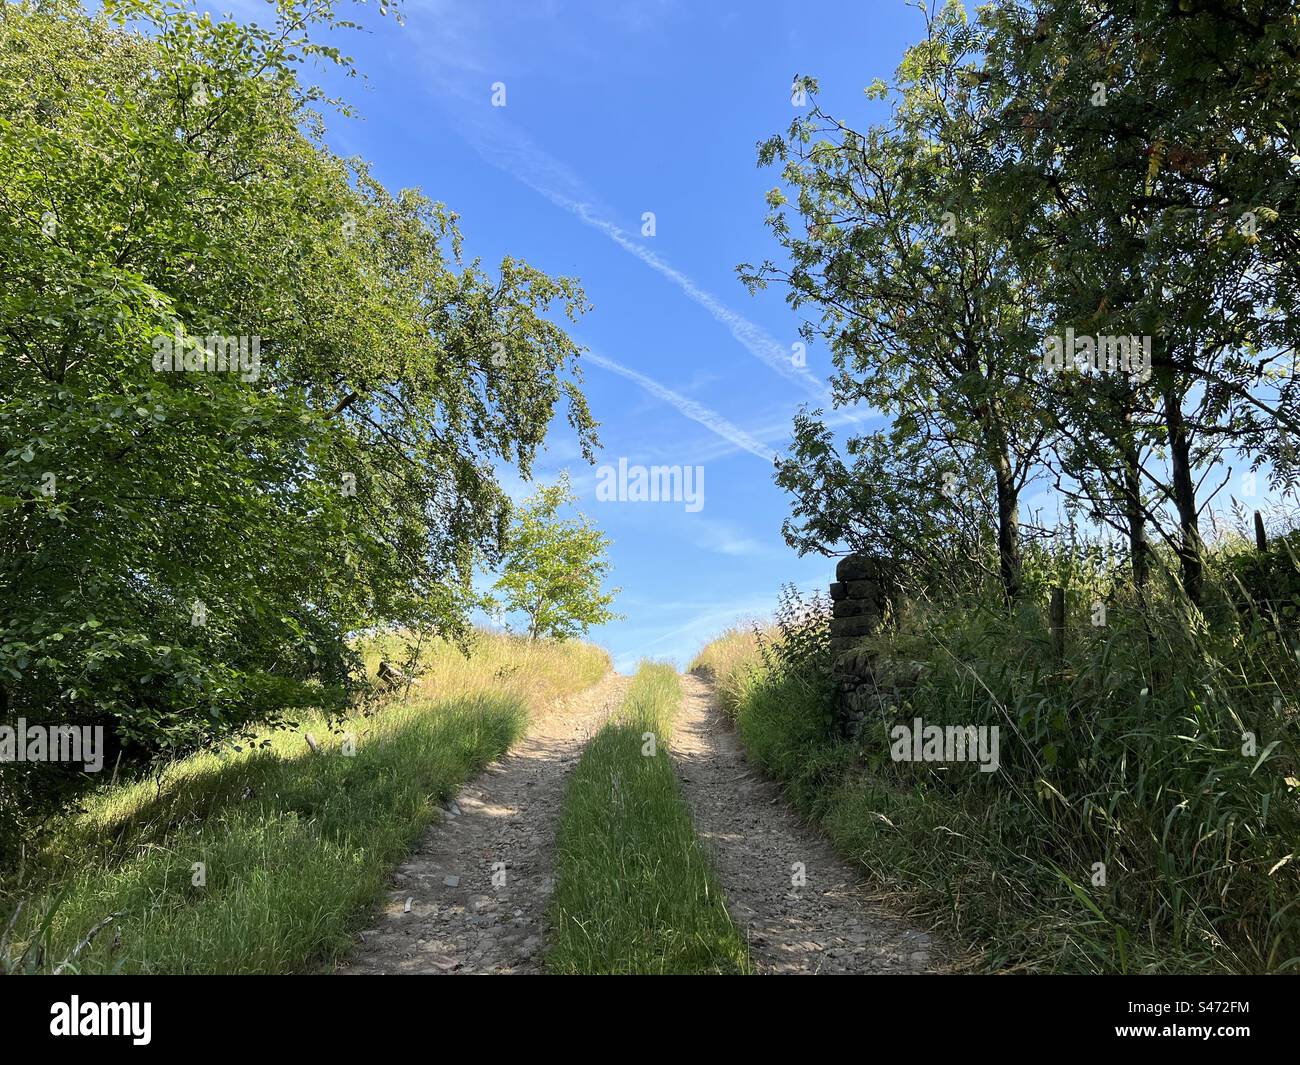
[829,554,896,738]
[829,554,893,653]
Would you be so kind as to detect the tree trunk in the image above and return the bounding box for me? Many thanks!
[1161,380,1203,606]
[1120,423,1147,590]
[992,446,1022,604]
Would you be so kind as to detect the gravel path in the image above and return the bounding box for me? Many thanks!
[336,671,629,975]
[671,673,943,974]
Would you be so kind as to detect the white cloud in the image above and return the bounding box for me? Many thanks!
[691,517,775,558]
[612,572,826,668]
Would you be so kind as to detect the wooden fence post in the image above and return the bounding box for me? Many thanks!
[1254,510,1268,553]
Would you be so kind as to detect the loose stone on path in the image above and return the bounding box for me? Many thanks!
[670,673,946,975]
[335,672,628,975]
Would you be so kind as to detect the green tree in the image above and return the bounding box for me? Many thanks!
[776,410,996,594]
[984,0,1300,604]
[491,475,619,641]
[0,0,597,845]
[743,2,1048,602]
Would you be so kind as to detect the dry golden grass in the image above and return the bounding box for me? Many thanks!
[361,627,611,717]
[688,625,768,717]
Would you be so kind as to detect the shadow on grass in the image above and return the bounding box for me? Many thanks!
[4,692,526,974]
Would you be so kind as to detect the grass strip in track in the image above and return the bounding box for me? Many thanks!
[548,662,750,974]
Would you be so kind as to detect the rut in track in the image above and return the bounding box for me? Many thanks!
[670,673,944,974]
[336,671,629,975]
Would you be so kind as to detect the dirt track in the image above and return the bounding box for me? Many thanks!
[669,673,942,974]
[336,672,628,975]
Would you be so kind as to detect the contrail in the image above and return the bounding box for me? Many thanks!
[548,198,830,403]
[434,89,832,402]
[584,350,777,464]
[688,404,886,463]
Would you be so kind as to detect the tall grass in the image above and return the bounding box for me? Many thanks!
[358,627,610,704]
[3,630,609,974]
[689,625,767,707]
[548,663,751,975]
[692,555,1300,974]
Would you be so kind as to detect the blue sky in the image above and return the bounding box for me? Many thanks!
[260,0,920,670]
[210,0,1283,670]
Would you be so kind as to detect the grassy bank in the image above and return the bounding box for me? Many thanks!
[548,663,750,974]
[2,630,608,974]
[693,561,1300,975]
